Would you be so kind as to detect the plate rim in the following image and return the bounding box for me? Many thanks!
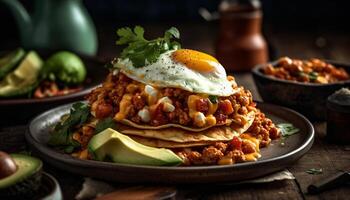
[26,101,314,172]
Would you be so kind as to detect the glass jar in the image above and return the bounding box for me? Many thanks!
[216,0,268,72]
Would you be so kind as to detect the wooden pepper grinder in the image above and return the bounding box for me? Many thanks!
[216,0,268,72]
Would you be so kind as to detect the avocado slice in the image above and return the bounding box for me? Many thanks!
[0,51,43,97]
[88,128,183,166]
[0,154,43,199]
[0,48,25,80]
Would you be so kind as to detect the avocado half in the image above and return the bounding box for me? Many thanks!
[0,154,43,199]
[0,48,25,80]
[88,128,183,166]
[0,51,43,97]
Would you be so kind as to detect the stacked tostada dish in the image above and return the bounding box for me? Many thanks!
[49,26,281,166]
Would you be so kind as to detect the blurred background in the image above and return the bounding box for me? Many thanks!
[0,0,349,61]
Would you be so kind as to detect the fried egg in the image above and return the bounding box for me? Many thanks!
[114,49,236,96]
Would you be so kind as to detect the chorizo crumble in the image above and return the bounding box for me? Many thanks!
[262,57,349,83]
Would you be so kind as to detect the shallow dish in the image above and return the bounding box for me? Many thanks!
[25,102,314,184]
[37,172,63,200]
[252,60,350,120]
[0,56,107,126]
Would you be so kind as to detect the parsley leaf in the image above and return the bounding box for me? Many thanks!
[94,117,117,134]
[277,123,300,137]
[208,95,218,104]
[48,102,91,152]
[116,26,181,68]
[277,123,300,146]
[306,168,323,175]
[309,72,318,82]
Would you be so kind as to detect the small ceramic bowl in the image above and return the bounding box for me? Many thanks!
[36,172,63,200]
[252,60,350,121]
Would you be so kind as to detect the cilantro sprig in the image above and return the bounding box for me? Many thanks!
[306,168,323,175]
[277,123,300,137]
[208,95,218,104]
[116,26,181,67]
[94,117,117,134]
[277,123,300,146]
[48,102,91,153]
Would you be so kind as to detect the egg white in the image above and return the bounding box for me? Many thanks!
[114,50,236,96]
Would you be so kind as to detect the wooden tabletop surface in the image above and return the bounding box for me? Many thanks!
[0,23,349,200]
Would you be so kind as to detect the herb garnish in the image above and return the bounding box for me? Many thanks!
[48,102,91,153]
[116,26,181,68]
[298,71,319,82]
[306,168,323,175]
[208,95,218,104]
[94,117,117,134]
[278,123,300,137]
[309,72,318,81]
[277,123,300,146]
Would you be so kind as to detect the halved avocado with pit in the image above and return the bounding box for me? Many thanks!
[0,153,43,199]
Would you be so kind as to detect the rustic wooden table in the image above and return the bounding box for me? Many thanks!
[0,23,349,199]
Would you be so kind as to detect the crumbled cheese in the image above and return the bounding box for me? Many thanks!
[145,85,158,105]
[145,85,157,96]
[194,112,206,127]
[158,96,172,104]
[138,107,151,122]
[163,102,175,112]
[112,69,119,76]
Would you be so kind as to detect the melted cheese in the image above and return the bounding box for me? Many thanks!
[138,107,151,122]
[126,83,139,93]
[206,115,216,126]
[114,94,132,121]
[245,152,261,162]
[187,94,218,127]
[207,99,218,115]
[241,133,261,162]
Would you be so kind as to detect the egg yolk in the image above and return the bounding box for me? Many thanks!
[172,49,219,72]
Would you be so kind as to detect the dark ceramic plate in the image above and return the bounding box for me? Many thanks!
[252,60,350,121]
[26,102,314,184]
[0,56,107,126]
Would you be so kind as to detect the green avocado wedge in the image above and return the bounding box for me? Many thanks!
[0,154,43,198]
[88,128,183,166]
[0,48,25,80]
[0,51,43,97]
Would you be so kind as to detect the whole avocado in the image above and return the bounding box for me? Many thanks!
[42,51,86,85]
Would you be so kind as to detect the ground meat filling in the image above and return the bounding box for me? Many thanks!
[86,72,255,129]
[174,111,280,166]
[75,73,281,164]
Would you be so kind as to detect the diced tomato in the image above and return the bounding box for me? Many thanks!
[230,136,242,150]
[218,100,234,115]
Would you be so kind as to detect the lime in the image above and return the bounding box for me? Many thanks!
[42,51,86,85]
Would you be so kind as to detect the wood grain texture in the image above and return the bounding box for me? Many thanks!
[1,23,350,199]
[288,122,350,200]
